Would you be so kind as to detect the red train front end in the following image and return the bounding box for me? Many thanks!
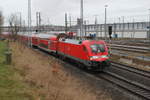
[82,40,110,70]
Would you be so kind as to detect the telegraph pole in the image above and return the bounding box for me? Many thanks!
[118,17,121,31]
[23,20,26,32]
[132,18,135,38]
[69,14,72,28]
[69,14,72,32]
[114,23,116,36]
[65,13,68,34]
[149,9,150,42]
[19,12,22,29]
[80,0,84,39]
[39,12,42,31]
[39,12,41,27]
[122,16,125,38]
[95,15,98,38]
[28,0,31,46]
[104,5,108,40]
[36,12,39,29]
[36,12,41,32]
[84,21,86,37]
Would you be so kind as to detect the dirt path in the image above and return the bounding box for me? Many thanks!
[10,42,112,100]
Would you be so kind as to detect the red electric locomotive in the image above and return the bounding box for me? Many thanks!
[25,33,110,71]
[57,39,110,70]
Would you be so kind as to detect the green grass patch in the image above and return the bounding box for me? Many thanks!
[0,41,34,100]
[0,41,7,64]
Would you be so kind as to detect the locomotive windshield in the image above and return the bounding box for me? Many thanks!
[90,44,105,53]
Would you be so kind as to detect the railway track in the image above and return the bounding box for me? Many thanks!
[97,62,150,100]
[109,44,150,53]
[109,40,150,47]
[111,50,150,62]
[111,62,150,78]
[99,71,150,100]
[32,47,150,100]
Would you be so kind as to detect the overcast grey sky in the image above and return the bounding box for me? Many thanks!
[0,0,150,26]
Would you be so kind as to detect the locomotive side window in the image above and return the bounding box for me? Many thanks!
[90,44,105,53]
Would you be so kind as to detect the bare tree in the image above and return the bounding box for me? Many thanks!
[0,11,4,35]
[8,13,20,41]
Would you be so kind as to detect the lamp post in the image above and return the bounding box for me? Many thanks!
[69,14,72,28]
[84,20,86,37]
[122,16,125,38]
[28,0,31,47]
[84,20,89,37]
[65,13,68,34]
[94,15,98,39]
[104,5,108,40]
[149,9,150,42]
[118,17,121,32]
[80,0,84,39]
[69,14,72,32]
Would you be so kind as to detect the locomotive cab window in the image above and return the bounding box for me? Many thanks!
[90,44,105,53]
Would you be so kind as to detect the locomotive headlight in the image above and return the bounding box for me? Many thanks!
[101,55,108,58]
[90,56,99,60]
[90,55,108,60]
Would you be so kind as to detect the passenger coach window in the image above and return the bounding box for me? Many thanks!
[90,44,105,53]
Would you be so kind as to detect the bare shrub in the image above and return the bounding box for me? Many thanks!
[8,13,20,41]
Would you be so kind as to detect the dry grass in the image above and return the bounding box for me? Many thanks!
[10,42,111,100]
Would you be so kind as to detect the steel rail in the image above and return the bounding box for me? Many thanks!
[111,62,150,78]
[98,71,150,100]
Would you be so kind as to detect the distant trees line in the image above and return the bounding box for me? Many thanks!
[0,11,22,41]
